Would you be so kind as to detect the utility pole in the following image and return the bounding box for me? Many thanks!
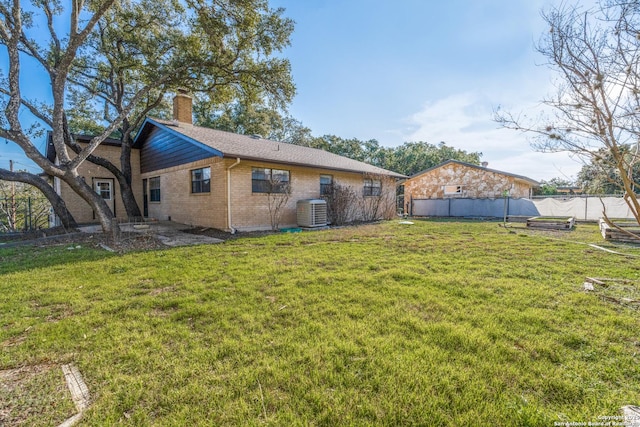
[9,160,16,230]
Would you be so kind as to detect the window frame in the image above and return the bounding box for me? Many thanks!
[252,167,290,194]
[320,174,333,196]
[444,185,463,195]
[94,180,113,200]
[363,178,382,197]
[191,167,211,194]
[149,176,161,202]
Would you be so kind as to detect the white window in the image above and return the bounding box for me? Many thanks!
[444,185,462,195]
[94,180,113,200]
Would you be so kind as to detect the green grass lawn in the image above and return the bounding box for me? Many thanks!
[1,220,639,426]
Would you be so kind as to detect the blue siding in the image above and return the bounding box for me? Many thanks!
[140,126,220,173]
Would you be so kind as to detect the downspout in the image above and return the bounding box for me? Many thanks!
[227,158,241,233]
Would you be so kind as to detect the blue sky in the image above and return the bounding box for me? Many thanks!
[1,0,585,181]
[269,0,586,181]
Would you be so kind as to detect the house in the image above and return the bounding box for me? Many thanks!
[46,134,143,224]
[404,160,539,217]
[48,93,406,231]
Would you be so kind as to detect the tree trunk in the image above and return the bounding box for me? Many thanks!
[120,182,142,219]
[63,172,118,234]
[119,136,143,219]
[0,169,78,230]
[66,142,143,220]
[77,151,142,220]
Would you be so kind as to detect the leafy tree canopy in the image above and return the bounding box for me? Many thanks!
[0,0,296,231]
[194,101,482,176]
[535,177,576,195]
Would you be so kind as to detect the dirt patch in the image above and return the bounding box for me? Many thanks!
[0,364,56,387]
[0,226,73,242]
[1,228,63,242]
[99,232,167,252]
[0,229,167,253]
[149,286,176,296]
[63,232,167,253]
[1,335,27,349]
[181,227,276,241]
[0,364,75,426]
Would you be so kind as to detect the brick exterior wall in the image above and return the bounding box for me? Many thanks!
[404,162,534,207]
[56,144,143,224]
[142,157,398,231]
[143,157,228,229]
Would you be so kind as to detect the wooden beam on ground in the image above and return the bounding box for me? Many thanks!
[58,364,90,427]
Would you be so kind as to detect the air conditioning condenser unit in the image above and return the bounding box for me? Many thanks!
[297,199,327,227]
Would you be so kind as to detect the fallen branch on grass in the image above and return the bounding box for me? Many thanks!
[583,277,640,307]
[599,295,640,305]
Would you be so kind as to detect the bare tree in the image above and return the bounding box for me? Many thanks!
[0,180,18,232]
[324,182,357,226]
[359,174,397,222]
[0,169,77,230]
[265,173,292,231]
[496,0,640,238]
[0,180,53,232]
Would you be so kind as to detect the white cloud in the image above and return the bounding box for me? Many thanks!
[488,151,584,183]
[404,92,503,149]
[402,91,584,181]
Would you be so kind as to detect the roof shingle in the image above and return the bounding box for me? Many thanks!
[410,159,539,186]
[139,118,406,178]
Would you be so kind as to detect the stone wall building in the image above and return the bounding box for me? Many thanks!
[404,160,539,213]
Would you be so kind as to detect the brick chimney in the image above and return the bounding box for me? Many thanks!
[172,89,192,124]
